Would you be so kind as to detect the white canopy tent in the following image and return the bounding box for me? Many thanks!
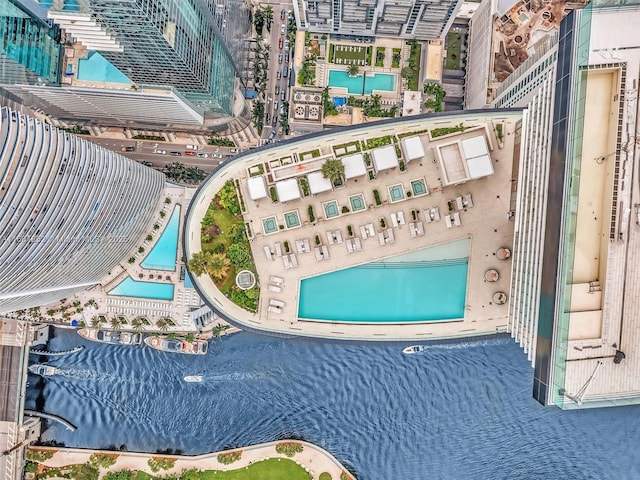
[275,178,301,202]
[307,171,333,194]
[246,175,268,200]
[341,153,367,179]
[401,136,425,162]
[371,145,399,172]
[462,135,494,179]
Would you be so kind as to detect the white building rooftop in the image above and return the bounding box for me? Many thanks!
[401,135,425,161]
[341,153,367,179]
[275,178,301,202]
[437,133,494,186]
[462,135,494,179]
[371,145,398,172]
[247,175,268,200]
[307,171,333,195]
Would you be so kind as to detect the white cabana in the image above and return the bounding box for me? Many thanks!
[246,175,268,200]
[371,144,399,172]
[462,135,494,179]
[275,178,301,202]
[401,136,425,162]
[341,153,367,179]
[307,171,333,194]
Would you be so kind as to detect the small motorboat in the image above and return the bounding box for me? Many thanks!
[403,345,427,354]
[184,375,204,382]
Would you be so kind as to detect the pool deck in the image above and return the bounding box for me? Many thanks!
[187,112,522,341]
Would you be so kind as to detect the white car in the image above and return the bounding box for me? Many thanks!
[186,144,201,150]
[212,153,223,159]
[154,149,166,154]
[197,153,209,158]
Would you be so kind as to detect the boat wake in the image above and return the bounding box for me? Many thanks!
[420,338,512,352]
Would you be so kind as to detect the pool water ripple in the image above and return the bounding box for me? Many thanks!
[27,329,640,480]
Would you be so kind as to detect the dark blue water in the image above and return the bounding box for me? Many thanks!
[27,329,640,480]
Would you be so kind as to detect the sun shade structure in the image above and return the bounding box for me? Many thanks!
[462,135,494,179]
[401,135,425,161]
[371,145,398,172]
[247,175,268,200]
[307,171,333,194]
[341,153,367,179]
[436,133,494,186]
[275,178,301,202]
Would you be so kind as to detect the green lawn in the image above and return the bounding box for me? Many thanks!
[445,31,463,70]
[201,202,242,253]
[331,44,370,66]
[133,459,311,480]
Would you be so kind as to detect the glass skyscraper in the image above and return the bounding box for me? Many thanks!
[43,0,251,118]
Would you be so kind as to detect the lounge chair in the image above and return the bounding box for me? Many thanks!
[416,222,424,235]
[263,245,273,261]
[326,231,335,245]
[334,230,343,243]
[456,196,464,210]
[391,213,399,227]
[274,242,282,256]
[367,223,375,237]
[270,275,284,285]
[290,254,298,267]
[321,245,330,258]
[346,238,354,253]
[397,211,406,225]
[423,210,432,223]
[409,223,417,237]
[268,284,282,293]
[453,212,461,226]
[464,193,474,208]
[386,228,395,243]
[379,232,386,245]
[268,305,283,314]
[432,207,441,221]
[303,238,310,252]
[353,237,362,251]
[445,214,453,228]
[283,255,292,269]
[360,225,368,238]
[270,299,285,308]
[315,247,324,261]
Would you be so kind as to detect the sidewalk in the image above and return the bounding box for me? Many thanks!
[35,440,355,479]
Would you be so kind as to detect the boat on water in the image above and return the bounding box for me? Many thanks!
[184,375,204,382]
[403,345,427,354]
[78,328,142,346]
[28,364,59,376]
[144,336,208,355]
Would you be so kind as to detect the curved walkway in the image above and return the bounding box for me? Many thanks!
[37,440,354,479]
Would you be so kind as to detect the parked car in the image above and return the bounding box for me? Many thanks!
[265,113,271,125]
[186,144,200,150]
[272,117,278,127]
[284,39,289,50]
[277,70,281,80]
[154,149,166,154]
[280,9,286,20]
[274,101,279,112]
[285,52,289,62]
[269,129,277,140]
[278,37,283,49]
[212,153,223,159]
[283,66,288,78]
[281,24,286,35]
[121,146,135,152]
[275,85,280,95]
[278,54,283,64]
[197,153,209,158]
[229,148,238,153]
[184,151,196,156]
[170,151,182,156]
[280,91,286,101]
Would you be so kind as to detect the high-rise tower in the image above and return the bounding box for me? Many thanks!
[0,106,165,313]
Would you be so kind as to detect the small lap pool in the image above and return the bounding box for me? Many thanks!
[108,277,174,301]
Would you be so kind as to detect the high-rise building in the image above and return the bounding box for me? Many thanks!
[295,0,461,40]
[42,0,249,118]
[508,1,640,408]
[0,106,165,313]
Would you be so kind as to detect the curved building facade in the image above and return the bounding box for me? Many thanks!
[0,107,165,313]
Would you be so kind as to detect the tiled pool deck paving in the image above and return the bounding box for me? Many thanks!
[186,112,522,341]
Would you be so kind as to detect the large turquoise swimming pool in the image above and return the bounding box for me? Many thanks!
[108,277,174,301]
[328,70,397,95]
[141,206,180,271]
[298,242,468,322]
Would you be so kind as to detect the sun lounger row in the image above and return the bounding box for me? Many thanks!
[423,207,440,223]
[359,223,375,239]
[346,237,362,252]
[445,212,462,228]
[409,221,425,237]
[378,228,395,244]
[296,238,310,253]
[314,245,331,261]
[326,230,343,245]
[270,299,285,308]
[282,253,298,269]
[268,275,284,292]
[391,211,406,227]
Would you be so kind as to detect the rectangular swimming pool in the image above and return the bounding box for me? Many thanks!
[298,247,468,322]
[77,51,131,84]
[108,276,174,301]
[328,70,397,95]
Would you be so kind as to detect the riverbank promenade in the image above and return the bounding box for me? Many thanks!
[34,440,353,479]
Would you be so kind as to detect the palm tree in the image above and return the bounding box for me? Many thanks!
[263,6,274,32]
[206,253,231,282]
[155,318,170,332]
[188,251,210,276]
[253,9,265,36]
[131,317,144,333]
[321,158,345,186]
[90,316,101,328]
[348,63,360,77]
[110,316,121,331]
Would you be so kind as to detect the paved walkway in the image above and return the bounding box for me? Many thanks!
[35,440,354,479]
